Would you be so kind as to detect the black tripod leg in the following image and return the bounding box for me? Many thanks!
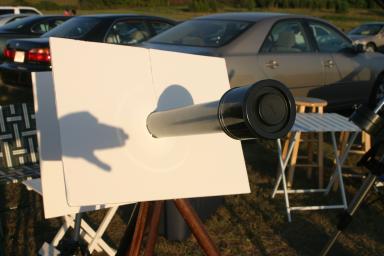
[320,173,377,256]
[60,213,91,256]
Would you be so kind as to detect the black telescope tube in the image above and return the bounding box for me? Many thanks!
[146,79,296,140]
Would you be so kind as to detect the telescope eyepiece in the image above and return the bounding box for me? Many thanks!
[219,79,296,140]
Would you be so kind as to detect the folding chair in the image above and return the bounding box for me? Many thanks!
[0,102,120,255]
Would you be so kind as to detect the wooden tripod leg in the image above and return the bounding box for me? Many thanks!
[173,199,221,256]
[127,202,150,256]
[143,201,164,256]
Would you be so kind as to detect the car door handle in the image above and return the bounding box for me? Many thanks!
[265,60,279,69]
[324,59,334,68]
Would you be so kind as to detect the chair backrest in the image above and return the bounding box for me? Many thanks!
[0,103,39,183]
[0,103,40,183]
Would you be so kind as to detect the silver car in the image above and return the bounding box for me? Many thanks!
[348,22,384,52]
[145,12,384,111]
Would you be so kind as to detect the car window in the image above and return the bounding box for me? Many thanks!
[150,21,173,34]
[20,9,39,14]
[308,21,352,53]
[42,17,100,39]
[0,16,37,30]
[260,20,311,53]
[105,20,150,45]
[31,20,52,33]
[52,19,66,27]
[0,10,14,15]
[148,19,251,47]
[349,24,384,36]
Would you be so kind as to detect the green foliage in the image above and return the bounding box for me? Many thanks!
[188,0,220,12]
[335,0,350,13]
[238,0,256,10]
[12,0,30,5]
[35,1,61,10]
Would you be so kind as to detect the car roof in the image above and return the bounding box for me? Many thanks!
[0,14,31,18]
[194,12,291,22]
[78,14,174,20]
[0,6,36,9]
[360,22,384,25]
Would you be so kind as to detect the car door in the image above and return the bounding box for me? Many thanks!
[104,19,151,45]
[306,20,372,110]
[257,19,323,97]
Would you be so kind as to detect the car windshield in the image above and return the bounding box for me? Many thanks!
[349,24,384,36]
[42,17,101,39]
[0,16,36,30]
[148,19,252,47]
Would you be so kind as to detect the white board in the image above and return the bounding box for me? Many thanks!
[34,38,250,215]
[32,72,123,218]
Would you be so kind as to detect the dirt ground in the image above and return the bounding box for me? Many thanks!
[0,138,383,256]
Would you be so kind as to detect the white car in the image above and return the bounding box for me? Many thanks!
[0,6,42,15]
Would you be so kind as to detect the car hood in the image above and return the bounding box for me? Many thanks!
[142,42,219,57]
[6,37,49,50]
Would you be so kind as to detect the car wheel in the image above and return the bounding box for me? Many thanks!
[366,43,376,53]
[370,74,384,108]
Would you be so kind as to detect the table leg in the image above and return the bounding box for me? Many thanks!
[272,134,297,198]
[272,136,297,222]
[325,132,358,198]
[327,132,357,209]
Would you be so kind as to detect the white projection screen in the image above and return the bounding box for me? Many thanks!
[33,38,250,217]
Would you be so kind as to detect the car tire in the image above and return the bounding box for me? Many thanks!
[366,43,376,53]
[369,73,384,108]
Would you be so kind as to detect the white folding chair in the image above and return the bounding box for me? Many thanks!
[23,179,119,256]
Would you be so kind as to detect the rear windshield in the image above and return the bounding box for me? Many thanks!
[0,10,14,15]
[349,24,384,36]
[148,19,252,47]
[42,17,101,39]
[0,16,36,30]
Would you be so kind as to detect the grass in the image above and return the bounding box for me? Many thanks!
[1,139,383,255]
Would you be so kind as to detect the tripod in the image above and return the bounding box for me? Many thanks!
[59,213,90,256]
[320,142,384,255]
[117,199,220,256]
[320,99,384,256]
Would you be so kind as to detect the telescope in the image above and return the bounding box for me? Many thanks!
[147,79,296,140]
[321,98,384,256]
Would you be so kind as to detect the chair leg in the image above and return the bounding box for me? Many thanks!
[287,132,301,187]
[88,206,119,254]
[51,217,70,247]
[307,133,313,179]
[276,133,291,180]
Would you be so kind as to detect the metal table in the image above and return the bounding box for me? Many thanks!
[272,113,361,222]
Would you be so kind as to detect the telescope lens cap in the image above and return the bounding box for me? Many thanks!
[258,94,287,126]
